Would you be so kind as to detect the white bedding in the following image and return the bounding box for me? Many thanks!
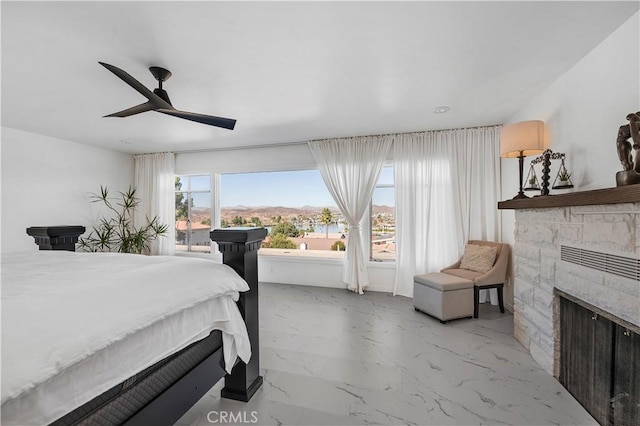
[1,251,252,425]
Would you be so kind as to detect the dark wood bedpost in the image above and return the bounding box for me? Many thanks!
[210,227,268,402]
[26,226,86,251]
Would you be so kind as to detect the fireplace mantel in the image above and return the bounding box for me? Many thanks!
[498,185,640,210]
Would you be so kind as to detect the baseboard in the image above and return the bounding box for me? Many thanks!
[504,300,514,313]
[260,281,395,294]
[365,284,394,293]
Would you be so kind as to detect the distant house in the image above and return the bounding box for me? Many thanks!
[175,221,211,247]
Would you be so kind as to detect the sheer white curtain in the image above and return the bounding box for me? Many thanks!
[393,133,461,297]
[309,136,393,294]
[448,127,502,244]
[393,127,501,297]
[133,152,175,255]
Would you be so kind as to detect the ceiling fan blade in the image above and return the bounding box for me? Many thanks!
[157,109,236,130]
[104,101,156,118]
[99,62,171,109]
[100,62,234,130]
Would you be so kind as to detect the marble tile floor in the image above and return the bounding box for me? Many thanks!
[177,283,596,426]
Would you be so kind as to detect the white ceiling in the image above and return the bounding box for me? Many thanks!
[2,1,638,154]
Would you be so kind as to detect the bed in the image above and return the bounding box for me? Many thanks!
[1,226,267,426]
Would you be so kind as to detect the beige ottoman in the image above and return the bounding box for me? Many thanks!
[413,272,474,323]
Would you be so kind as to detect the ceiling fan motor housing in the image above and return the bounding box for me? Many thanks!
[149,66,172,83]
[153,88,172,105]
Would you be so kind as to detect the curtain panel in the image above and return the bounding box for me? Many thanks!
[133,152,176,256]
[309,136,392,294]
[393,126,501,297]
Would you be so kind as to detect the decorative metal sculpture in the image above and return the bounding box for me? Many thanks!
[616,111,640,186]
[529,149,573,196]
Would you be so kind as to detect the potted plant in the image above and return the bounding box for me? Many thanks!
[553,169,574,190]
[525,174,539,191]
[79,186,168,254]
[558,170,572,183]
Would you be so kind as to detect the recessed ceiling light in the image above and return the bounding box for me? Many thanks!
[434,106,450,114]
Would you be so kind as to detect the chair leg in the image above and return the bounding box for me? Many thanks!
[497,285,505,313]
[473,286,479,318]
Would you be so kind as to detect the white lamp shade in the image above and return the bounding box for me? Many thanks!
[500,120,545,158]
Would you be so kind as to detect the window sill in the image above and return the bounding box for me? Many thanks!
[259,254,396,269]
[259,248,344,259]
[174,251,220,261]
[174,249,395,268]
[259,254,344,265]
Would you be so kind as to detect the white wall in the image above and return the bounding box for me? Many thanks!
[500,12,640,310]
[1,127,134,252]
[176,143,317,174]
[259,256,396,293]
[176,143,397,293]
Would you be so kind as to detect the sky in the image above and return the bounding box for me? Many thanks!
[218,167,394,208]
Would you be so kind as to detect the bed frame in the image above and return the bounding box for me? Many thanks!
[26,226,267,426]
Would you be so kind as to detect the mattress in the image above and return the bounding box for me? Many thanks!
[1,251,251,425]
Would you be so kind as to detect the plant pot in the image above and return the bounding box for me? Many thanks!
[552,180,574,190]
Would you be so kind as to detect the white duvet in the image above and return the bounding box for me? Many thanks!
[1,251,252,425]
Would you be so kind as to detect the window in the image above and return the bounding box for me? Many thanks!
[220,170,345,258]
[370,166,395,261]
[175,175,211,253]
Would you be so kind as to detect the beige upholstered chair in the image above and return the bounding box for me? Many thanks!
[440,240,510,318]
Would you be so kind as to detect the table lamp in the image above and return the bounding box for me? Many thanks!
[500,120,545,199]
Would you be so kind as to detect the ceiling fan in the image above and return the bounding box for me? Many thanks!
[99,62,236,130]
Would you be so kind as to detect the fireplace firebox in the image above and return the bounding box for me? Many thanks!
[558,291,639,425]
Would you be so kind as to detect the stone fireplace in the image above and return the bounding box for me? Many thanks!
[499,186,639,424]
[511,201,639,374]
